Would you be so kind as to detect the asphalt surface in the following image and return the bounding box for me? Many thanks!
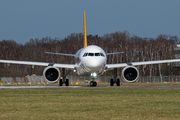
[0,85,180,89]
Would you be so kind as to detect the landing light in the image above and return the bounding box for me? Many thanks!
[91,72,97,77]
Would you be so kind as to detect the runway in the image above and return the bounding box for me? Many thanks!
[1,85,180,89]
[0,85,82,89]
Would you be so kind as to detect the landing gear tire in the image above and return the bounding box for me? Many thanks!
[117,79,120,86]
[59,79,63,86]
[93,81,97,87]
[110,79,114,86]
[66,79,69,86]
[90,81,97,87]
[90,81,94,87]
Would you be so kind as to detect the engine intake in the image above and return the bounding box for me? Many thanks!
[122,66,139,83]
[43,66,61,83]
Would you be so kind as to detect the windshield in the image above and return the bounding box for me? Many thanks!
[83,52,105,57]
[83,53,88,57]
[95,53,100,56]
[88,53,94,56]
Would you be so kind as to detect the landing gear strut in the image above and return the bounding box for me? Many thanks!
[59,68,69,86]
[110,68,120,86]
[90,76,97,87]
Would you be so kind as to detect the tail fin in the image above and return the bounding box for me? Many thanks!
[84,11,87,47]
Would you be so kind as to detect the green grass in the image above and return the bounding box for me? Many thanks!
[0,88,180,120]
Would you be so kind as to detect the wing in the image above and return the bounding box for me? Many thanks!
[106,59,180,69]
[106,52,124,55]
[0,60,76,69]
[45,52,75,57]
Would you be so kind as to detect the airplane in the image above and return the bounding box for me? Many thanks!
[0,11,180,87]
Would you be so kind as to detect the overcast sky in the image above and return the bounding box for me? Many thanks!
[0,0,180,44]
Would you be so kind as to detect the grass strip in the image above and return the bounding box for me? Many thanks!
[0,88,180,120]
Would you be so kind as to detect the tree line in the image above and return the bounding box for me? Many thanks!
[0,31,179,77]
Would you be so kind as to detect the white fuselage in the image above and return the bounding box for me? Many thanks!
[75,45,107,75]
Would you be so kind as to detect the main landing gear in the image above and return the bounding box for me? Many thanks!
[110,78,120,86]
[110,68,120,86]
[59,68,69,86]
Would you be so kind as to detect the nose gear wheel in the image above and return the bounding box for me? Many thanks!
[90,81,97,87]
[90,76,97,87]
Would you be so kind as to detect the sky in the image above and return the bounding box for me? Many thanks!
[0,0,180,44]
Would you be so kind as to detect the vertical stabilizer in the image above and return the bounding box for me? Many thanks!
[84,11,87,47]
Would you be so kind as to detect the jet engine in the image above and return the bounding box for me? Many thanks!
[43,66,61,83]
[122,66,139,83]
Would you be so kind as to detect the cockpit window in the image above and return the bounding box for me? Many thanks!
[83,53,88,57]
[95,53,100,56]
[83,52,105,57]
[100,53,105,57]
[88,53,94,56]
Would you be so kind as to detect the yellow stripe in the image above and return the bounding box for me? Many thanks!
[84,11,87,47]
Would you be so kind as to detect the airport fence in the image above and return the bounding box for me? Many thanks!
[1,75,180,84]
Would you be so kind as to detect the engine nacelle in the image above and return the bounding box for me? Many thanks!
[43,66,61,83]
[122,66,139,83]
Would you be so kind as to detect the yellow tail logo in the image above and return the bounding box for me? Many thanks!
[84,11,87,47]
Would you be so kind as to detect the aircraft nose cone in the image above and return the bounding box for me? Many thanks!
[85,58,105,71]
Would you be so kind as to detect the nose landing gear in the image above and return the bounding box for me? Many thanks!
[90,75,97,87]
[90,81,97,87]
